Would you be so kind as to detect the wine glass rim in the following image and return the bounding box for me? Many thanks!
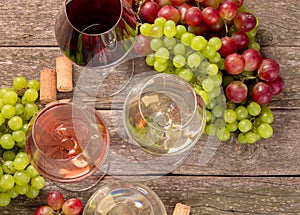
[62,0,123,36]
[137,73,202,131]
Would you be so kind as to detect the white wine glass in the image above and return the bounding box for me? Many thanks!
[25,102,110,191]
[123,73,206,156]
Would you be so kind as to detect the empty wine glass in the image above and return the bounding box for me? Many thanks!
[123,73,206,156]
[25,102,110,191]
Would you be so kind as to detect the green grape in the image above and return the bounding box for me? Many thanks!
[246,28,257,39]
[208,37,222,50]
[2,161,16,174]
[247,102,261,116]
[209,52,221,64]
[190,36,207,51]
[209,75,222,87]
[24,103,39,117]
[258,123,273,138]
[202,45,216,59]
[175,25,187,39]
[187,53,202,68]
[0,113,5,126]
[202,78,215,92]
[238,119,252,133]
[150,24,164,38]
[25,185,40,199]
[15,184,29,195]
[235,106,248,120]
[3,150,16,161]
[205,124,217,136]
[14,170,31,186]
[21,123,28,133]
[196,90,209,106]
[0,166,3,177]
[164,24,177,38]
[13,76,27,92]
[155,47,169,63]
[180,32,195,46]
[1,104,16,119]
[0,174,15,190]
[15,151,28,159]
[31,176,45,190]
[15,103,25,116]
[154,60,168,72]
[212,104,224,118]
[8,116,23,131]
[260,109,274,124]
[0,193,11,207]
[26,165,39,178]
[206,64,218,76]
[249,41,260,50]
[12,130,26,143]
[173,43,186,56]
[150,38,163,51]
[163,37,176,49]
[245,131,258,144]
[216,127,230,141]
[173,55,186,68]
[0,134,15,150]
[214,118,226,128]
[13,157,29,171]
[26,79,40,91]
[226,121,238,132]
[140,23,152,36]
[238,133,247,144]
[154,17,166,27]
[205,110,212,122]
[0,88,12,98]
[7,187,19,199]
[224,109,237,123]
[146,53,155,66]
[0,99,4,110]
[178,68,193,82]
[226,102,236,110]
[2,91,18,105]
[24,88,38,102]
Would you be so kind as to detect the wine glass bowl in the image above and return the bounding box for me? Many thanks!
[25,102,110,191]
[123,73,206,156]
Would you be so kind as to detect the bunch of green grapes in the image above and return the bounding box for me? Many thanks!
[0,77,45,207]
[139,16,275,144]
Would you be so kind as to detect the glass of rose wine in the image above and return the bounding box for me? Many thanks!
[123,73,206,156]
[25,102,110,191]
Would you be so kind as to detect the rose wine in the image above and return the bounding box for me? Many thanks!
[26,103,109,183]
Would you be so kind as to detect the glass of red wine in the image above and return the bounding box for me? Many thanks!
[25,102,110,191]
[54,0,138,96]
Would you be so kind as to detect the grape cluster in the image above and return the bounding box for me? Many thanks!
[35,191,83,215]
[0,77,44,207]
[135,0,284,144]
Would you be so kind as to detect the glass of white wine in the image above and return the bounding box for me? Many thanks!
[123,73,206,156]
[25,102,110,191]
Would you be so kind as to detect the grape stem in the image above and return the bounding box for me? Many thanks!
[240,76,258,82]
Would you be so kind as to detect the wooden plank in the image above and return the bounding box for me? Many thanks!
[0,47,298,109]
[1,176,300,214]
[0,0,300,47]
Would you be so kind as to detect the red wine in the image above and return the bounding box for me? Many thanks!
[55,0,137,66]
[26,103,110,183]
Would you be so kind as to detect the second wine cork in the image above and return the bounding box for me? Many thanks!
[172,203,191,215]
[39,69,57,104]
[56,56,73,92]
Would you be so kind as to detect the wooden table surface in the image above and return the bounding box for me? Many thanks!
[1,0,300,214]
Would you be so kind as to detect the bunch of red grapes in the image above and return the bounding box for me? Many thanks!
[134,0,284,144]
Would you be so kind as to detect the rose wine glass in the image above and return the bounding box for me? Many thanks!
[26,102,110,191]
[123,73,206,156]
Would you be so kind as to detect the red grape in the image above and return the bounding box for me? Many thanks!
[218,36,237,57]
[227,0,244,7]
[225,53,245,75]
[257,58,280,82]
[178,3,193,22]
[34,206,54,215]
[200,0,221,8]
[184,7,203,26]
[140,1,161,23]
[133,34,152,56]
[231,31,249,50]
[157,5,180,24]
[242,49,262,72]
[252,82,272,105]
[188,22,210,36]
[47,191,64,210]
[171,0,186,6]
[219,1,238,21]
[225,81,248,103]
[202,7,220,25]
[209,18,225,32]
[268,75,284,95]
[234,12,257,32]
[62,198,83,215]
[155,0,172,7]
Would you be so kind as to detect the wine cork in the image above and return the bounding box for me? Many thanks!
[39,69,57,104]
[56,56,73,92]
[172,203,191,215]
